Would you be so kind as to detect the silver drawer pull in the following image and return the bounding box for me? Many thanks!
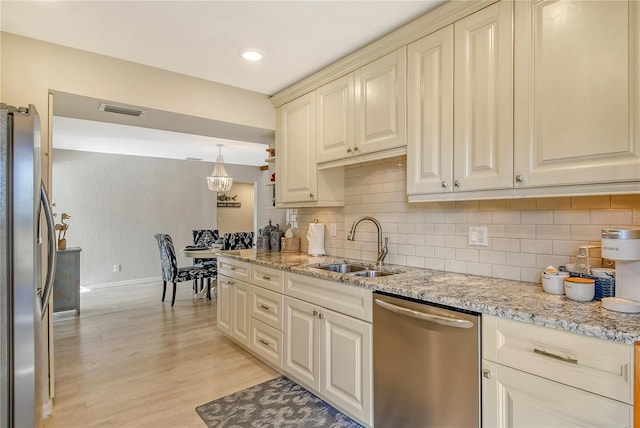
[225,280,234,286]
[259,304,271,311]
[260,275,271,280]
[533,348,578,365]
[228,266,236,271]
[482,369,491,379]
[259,339,270,346]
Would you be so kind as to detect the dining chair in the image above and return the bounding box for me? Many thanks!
[154,233,217,306]
[192,229,219,266]
[222,231,255,250]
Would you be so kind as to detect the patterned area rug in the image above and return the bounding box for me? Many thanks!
[196,376,364,428]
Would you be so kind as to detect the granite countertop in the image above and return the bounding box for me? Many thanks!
[218,250,640,345]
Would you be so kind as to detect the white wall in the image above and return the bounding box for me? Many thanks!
[295,157,640,283]
[53,149,283,286]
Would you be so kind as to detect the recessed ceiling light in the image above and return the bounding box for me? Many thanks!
[242,50,263,62]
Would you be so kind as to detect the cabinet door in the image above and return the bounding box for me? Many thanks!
[514,0,640,187]
[482,360,632,428]
[317,74,355,163]
[355,48,407,154]
[216,275,233,335]
[407,25,454,195]
[320,309,372,426]
[284,296,320,391]
[454,1,513,191]
[231,279,251,348]
[276,92,317,203]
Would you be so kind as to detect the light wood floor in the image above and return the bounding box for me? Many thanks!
[44,281,278,428]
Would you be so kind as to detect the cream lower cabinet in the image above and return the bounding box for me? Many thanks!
[482,315,634,427]
[514,0,640,189]
[407,1,513,198]
[284,272,373,427]
[217,257,252,348]
[217,274,251,348]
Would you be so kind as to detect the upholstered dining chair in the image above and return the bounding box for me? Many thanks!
[192,229,219,266]
[154,233,217,306]
[222,231,255,250]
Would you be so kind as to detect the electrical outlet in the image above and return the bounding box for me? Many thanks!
[113,264,121,272]
[469,227,488,247]
[330,223,337,237]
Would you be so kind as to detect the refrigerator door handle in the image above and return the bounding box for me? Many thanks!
[39,181,56,318]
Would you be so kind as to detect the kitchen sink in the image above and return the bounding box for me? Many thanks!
[312,263,368,274]
[350,270,393,278]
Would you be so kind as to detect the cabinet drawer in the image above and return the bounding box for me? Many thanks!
[285,272,372,322]
[251,285,284,331]
[218,256,251,282]
[251,319,283,369]
[483,315,634,404]
[252,264,284,293]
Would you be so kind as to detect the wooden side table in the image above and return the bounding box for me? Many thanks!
[53,247,82,315]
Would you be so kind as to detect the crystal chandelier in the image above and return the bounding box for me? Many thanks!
[207,144,233,192]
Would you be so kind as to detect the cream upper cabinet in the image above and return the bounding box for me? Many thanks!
[406,25,454,195]
[276,92,317,204]
[453,1,514,192]
[355,48,407,155]
[316,74,355,163]
[276,92,345,207]
[514,0,640,188]
[408,1,513,197]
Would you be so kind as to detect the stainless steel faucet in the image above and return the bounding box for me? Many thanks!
[347,216,388,266]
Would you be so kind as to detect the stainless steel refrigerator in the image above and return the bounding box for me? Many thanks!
[1,104,56,427]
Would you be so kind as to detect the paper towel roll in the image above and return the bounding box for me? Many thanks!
[306,223,326,256]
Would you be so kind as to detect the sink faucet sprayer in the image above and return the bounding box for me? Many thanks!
[347,216,388,266]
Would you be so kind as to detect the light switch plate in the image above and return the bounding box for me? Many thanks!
[330,223,337,237]
[469,226,488,247]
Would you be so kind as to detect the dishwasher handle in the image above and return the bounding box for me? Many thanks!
[375,298,474,329]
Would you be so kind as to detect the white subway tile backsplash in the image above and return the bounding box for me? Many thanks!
[536,224,571,240]
[467,262,492,277]
[553,210,591,224]
[521,239,553,254]
[295,157,639,284]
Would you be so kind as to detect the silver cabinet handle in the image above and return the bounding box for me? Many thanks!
[228,266,236,271]
[353,146,359,152]
[441,180,448,188]
[454,180,461,188]
[375,299,474,329]
[533,348,578,365]
[259,275,271,281]
[346,147,352,153]
[259,339,269,346]
[312,310,318,317]
[225,280,235,286]
[259,304,271,311]
[515,174,524,183]
[309,193,314,199]
[482,368,491,379]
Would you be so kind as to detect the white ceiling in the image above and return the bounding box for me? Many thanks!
[2,0,445,164]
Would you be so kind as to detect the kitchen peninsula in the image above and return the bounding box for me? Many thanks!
[217,249,638,428]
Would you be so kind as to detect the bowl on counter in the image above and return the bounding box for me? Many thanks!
[541,272,569,295]
[564,277,595,302]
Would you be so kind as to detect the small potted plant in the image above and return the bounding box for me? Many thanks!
[55,213,71,250]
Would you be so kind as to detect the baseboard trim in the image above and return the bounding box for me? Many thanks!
[83,276,160,290]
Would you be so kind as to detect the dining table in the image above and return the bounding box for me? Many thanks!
[181,244,222,299]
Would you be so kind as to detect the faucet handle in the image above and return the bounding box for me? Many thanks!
[378,237,389,265]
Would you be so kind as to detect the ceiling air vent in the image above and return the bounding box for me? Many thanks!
[99,103,145,117]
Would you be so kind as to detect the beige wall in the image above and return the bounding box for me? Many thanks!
[295,157,640,283]
[216,182,255,235]
[0,32,275,185]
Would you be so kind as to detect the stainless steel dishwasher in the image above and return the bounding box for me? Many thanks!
[373,292,481,427]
